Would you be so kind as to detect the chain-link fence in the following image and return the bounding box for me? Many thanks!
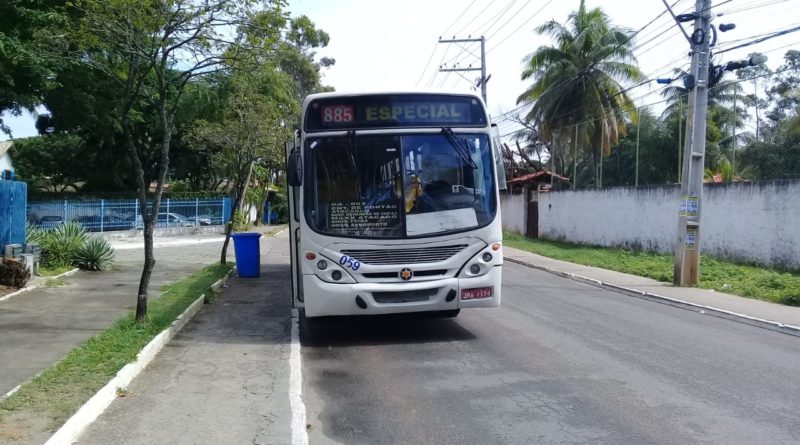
[27,197,232,232]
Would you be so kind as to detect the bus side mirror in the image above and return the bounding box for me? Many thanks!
[287,151,303,187]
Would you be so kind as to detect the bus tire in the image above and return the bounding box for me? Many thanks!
[300,309,323,338]
[438,309,460,318]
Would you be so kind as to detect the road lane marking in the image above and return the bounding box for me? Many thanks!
[290,308,309,445]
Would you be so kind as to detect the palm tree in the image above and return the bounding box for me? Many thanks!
[659,68,744,121]
[517,0,644,188]
[660,70,748,175]
[788,88,800,135]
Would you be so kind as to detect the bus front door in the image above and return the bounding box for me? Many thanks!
[285,140,303,308]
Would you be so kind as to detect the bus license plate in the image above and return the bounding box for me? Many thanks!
[461,287,493,300]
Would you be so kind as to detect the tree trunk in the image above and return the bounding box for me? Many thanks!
[135,223,155,322]
[220,165,252,264]
[220,214,235,265]
[239,161,255,211]
[220,187,244,265]
[131,93,172,323]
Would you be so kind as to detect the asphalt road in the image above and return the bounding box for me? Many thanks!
[302,261,800,445]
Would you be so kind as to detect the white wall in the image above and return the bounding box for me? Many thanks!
[510,180,800,269]
[500,191,527,235]
[0,153,13,174]
[538,185,680,253]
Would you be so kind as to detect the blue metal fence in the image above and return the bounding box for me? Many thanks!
[27,197,232,232]
[1,180,27,250]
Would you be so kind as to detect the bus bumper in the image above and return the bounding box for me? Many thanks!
[303,266,502,317]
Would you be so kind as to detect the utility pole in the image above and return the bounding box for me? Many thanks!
[673,0,712,286]
[635,106,640,187]
[573,124,578,190]
[438,36,488,104]
[732,87,737,178]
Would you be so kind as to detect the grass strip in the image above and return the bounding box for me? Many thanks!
[37,265,75,277]
[0,262,233,426]
[504,231,800,306]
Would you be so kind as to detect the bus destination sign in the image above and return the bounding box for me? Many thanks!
[306,94,486,131]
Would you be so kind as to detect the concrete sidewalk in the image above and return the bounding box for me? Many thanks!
[77,232,292,445]
[0,238,233,399]
[504,246,800,333]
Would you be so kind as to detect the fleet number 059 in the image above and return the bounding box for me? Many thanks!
[339,255,361,271]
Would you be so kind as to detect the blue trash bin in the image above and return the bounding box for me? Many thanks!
[231,232,262,277]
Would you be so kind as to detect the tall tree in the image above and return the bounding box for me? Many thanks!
[71,0,286,322]
[187,70,294,264]
[11,133,84,191]
[517,0,644,188]
[0,0,68,135]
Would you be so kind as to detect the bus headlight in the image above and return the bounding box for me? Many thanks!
[459,243,502,278]
[313,258,355,284]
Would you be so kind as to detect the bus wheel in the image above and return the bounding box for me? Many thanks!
[299,309,323,338]
[438,309,460,318]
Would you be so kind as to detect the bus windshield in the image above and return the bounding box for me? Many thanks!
[303,132,496,238]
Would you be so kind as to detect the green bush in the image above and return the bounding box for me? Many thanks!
[40,221,89,268]
[27,221,117,273]
[26,222,47,246]
[74,238,115,271]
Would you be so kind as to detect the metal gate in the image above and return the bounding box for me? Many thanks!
[1,181,27,250]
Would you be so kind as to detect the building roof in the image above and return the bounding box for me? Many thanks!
[506,170,571,185]
[0,141,12,157]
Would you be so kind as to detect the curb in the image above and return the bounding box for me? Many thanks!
[505,256,800,338]
[0,268,80,304]
[42,267,235,445]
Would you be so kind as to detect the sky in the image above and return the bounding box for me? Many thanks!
[3,0,799,141]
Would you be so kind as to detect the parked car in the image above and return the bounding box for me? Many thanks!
[130,212,195,229]
[159,212,194,227]
[186,214,216,226]
[38,215,64,227]
[74,215,132,231]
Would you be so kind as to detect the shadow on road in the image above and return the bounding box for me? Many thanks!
[300,311,477,348]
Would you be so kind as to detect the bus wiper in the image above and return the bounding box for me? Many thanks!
[441,128,478,169]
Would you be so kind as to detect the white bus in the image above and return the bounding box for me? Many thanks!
[286,92,505,319]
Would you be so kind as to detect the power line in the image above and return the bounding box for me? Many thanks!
[492,2,682,123]
[427,42,452,88]
[415,0,479,87]
[479,0,521,37]
[497,0,781,132]
[498,65,796,139]
[453,1,496,37]
[483,0,536,39]
[442,0,480,36]
[715,0,789,16]
[716,24,800,54]
[486,0,556,54]
[716,25,796,50]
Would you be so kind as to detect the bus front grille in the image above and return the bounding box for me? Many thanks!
[362,269,448,279]
[340,245,468,265]
[373,288,440,304]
